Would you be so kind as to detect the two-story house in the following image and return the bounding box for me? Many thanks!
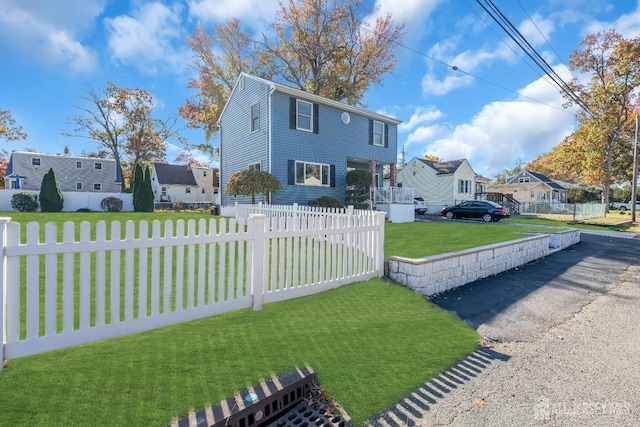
[218,73,401,207]
[397,157,479,214]
[151,163,219,207]
[4,149,121,192]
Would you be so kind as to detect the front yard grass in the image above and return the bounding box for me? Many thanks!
[0,210,591,426]
[0,278,479,426]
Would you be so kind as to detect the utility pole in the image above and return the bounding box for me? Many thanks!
[632,114,639,223]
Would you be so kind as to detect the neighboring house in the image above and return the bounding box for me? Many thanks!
[397,157,478,213]
[4,149,121,192]
[487,170,567,203]
[218,73,401,206]
[151,163,219,206]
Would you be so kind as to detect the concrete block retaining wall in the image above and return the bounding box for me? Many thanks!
[388,230,581,296]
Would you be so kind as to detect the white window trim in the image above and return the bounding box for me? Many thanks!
[372,120,385,147]
[76,161,83,169]
[250,102,260,133]
[248,162,261,171]
[295,160,330,187]
[93,183,102,191]
[76,182,83,190]
[185,187,191,193]
[94,162,103,170]
[296,99,313,132]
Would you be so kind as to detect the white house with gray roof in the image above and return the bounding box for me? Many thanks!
[4,149,121,193]
[397,157,479,214]
[151,163,218,206]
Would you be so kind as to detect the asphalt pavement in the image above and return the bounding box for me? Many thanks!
[367,232,640,426]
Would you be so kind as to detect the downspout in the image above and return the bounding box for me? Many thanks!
[268,84,276,204]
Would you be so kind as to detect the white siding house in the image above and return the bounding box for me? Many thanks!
[397,158,479,214]
[151,163,218,207]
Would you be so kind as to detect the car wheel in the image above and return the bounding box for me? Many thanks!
[619,206,627,211]
[482,213,492,222]
[445,211,454,220]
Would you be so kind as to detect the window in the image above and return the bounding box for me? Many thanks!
[76,161,83,169]
[458,179,471,194]
[185,187,191,194]
[531,190,535,198]
[238,75,244,91]
[295,161,330,186]
[251,102,260,132]
[518,177,530,183]
[94,162,102,170]
[161,187,167,197]
[201,188,206,194]
[372,121,385,147]
[296,99,313,132]
[248,162,261,172]
[203,170,207,177]
[76,182,83,190]
[31,158,41,166]
[289,98,318,133]
[93,183,102,191]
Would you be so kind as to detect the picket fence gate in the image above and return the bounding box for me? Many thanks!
[0,212,385,369]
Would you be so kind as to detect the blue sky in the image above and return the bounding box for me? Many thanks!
[2,0,640,179]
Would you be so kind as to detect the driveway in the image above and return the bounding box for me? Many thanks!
[367,232,640,426]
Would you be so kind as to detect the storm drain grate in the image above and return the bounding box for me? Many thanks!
[168,366,350,427]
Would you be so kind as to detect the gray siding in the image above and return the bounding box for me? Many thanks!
[219,76,271,205]
[7,152,120,192]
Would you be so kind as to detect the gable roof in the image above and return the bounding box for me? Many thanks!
[221,73,402,125]
[153,163,197,186]
[509,170,565,190]
[416,158,465,175]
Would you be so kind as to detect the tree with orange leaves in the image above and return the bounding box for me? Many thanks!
[181,0,405,159]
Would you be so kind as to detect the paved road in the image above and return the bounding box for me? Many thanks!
[368,232,640,426]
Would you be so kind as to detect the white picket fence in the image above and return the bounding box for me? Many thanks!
[0,212,385,368]
[233,202,371,223]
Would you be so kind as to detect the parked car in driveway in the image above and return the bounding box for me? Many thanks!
[414,197,427,215]
[441,200,510,222]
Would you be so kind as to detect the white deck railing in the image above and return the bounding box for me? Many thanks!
[0,212,385,368]
[370,187,414,204]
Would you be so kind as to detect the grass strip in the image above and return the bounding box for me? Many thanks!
[0,278,479,426]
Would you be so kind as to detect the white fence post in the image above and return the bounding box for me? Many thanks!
[0,217,10,371]
[249,214,267,311]
[375,211,385,275]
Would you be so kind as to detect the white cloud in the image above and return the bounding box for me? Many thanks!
[371,0,444,39]
[406,125,446,146]
[406,72,576,177]
[585,2,640,38]
[398,106,443,132]
[188,0,280,26]
[105,2,191,75]
[519,13,556,48]
[0,0,102,73]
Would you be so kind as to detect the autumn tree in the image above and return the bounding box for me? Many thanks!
[227,170,282,204]
[423,154,442,162]
[0,108,27,142]
[561,30,640,207]
[0,149,9,189]
[181,0,405,155]
[67,82,181,189]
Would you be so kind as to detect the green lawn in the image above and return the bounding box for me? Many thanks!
[0,278,479,426]
[0,210,581,426]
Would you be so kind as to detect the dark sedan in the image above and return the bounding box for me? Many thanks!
[441,200,509,222]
